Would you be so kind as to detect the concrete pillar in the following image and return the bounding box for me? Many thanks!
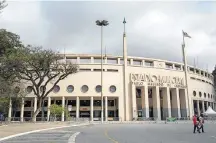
[62,96,65,121]
[171,88,181,118]
[90,97,93,121]
[162,87,171,119]
[105,96,108,121]
[8,97,12,121]
[197,100,200,116]
[213,102,215,110]
[65,99,68,108]
[202,101,205,113]
[131,84,137,120]
[179,89,188,117]
[47,97,51,121]
[144,86,149,118]
[76,97,79,118]
[141,86,149,118]
[117,58,120,64]
[152,86,161,120]
[20,98,24,122]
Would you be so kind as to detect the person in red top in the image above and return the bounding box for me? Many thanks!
[193,114,200,133]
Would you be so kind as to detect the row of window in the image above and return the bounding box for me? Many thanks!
[26,85,117,94]
[62,57,213,81]
[23,99,116,107]
[79,68,118,72]
[193,91,213,99]
[190,77,214,86]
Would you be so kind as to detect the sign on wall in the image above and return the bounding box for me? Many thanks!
[68,105,72,111]
[130,73,186,88]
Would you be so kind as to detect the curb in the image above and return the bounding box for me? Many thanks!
[0,123,89,142]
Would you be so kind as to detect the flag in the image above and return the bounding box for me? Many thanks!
[182,30,191,38]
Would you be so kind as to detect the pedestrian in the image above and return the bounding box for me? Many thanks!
[199,114,205,133]
[196,114,201,133]
[193,114,200,133]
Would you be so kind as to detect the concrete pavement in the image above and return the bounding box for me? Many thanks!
[0,122,73,139]
[0,124,92,143]
[76,123,216,143]
[1,122,216,143]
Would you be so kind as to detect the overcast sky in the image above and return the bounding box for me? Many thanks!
[0,1,216,71]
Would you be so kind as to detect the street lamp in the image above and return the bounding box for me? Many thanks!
[96,20,109,123]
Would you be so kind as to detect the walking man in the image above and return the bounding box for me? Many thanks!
[199,114,205,133]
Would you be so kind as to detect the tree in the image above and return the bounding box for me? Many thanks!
[49,104,70,121]
[1,46,78,122]
[49,104,64,121]
[0,29,23,56]
[0,29,24,119]
[0,0,7,13]
[0,82,27,120]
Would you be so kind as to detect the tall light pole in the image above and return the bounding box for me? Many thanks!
[96,20,109,123]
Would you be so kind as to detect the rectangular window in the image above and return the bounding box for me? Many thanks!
[94,58,105,63]
[126,59,130,65]
[24,101,31,107]
[136,88,141,98]
[107,69,118,72]
[175,65,181,70]
[165,63,173,69]
[51,100,55,104]
[94,100,101,106]
[108,100,114,106]
[66,57,77,63]
[68,100,76,106]
[145,61,153,66]
[80,100,90,106]
[80,58,91,64]
[43,100,48,107]
[133,60,142,66]
[93,69,105,71]
[189,68,194,72]
[107,59,118,64]
[108,111,114,117]
[120,59,130,65]
[79,69,91,71]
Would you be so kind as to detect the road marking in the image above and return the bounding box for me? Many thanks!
[211,136,216,139]
[0,124,88,142]
[104,129,119,143]
[68,132,80,143]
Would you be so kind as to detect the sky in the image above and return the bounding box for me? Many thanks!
[0,0,216,72]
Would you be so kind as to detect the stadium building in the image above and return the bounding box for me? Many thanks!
[8,27,216,122]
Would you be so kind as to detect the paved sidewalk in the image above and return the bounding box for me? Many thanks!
[0,122,72,138]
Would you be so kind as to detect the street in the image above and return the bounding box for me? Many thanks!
[1,123,216,143]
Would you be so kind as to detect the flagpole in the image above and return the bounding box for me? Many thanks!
[182,32,191,119]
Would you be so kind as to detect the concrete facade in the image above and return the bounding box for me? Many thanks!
[8,53,216,121]
[7,33,216,122]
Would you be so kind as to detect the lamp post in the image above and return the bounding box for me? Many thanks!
[96,20,109,123]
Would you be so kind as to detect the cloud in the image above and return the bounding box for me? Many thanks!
[0,1,50,46]
[0,1,216,71]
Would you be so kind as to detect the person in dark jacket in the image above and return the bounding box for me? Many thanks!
[199,114,205,133]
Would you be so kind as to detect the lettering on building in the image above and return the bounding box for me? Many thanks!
[130,73,186,88]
